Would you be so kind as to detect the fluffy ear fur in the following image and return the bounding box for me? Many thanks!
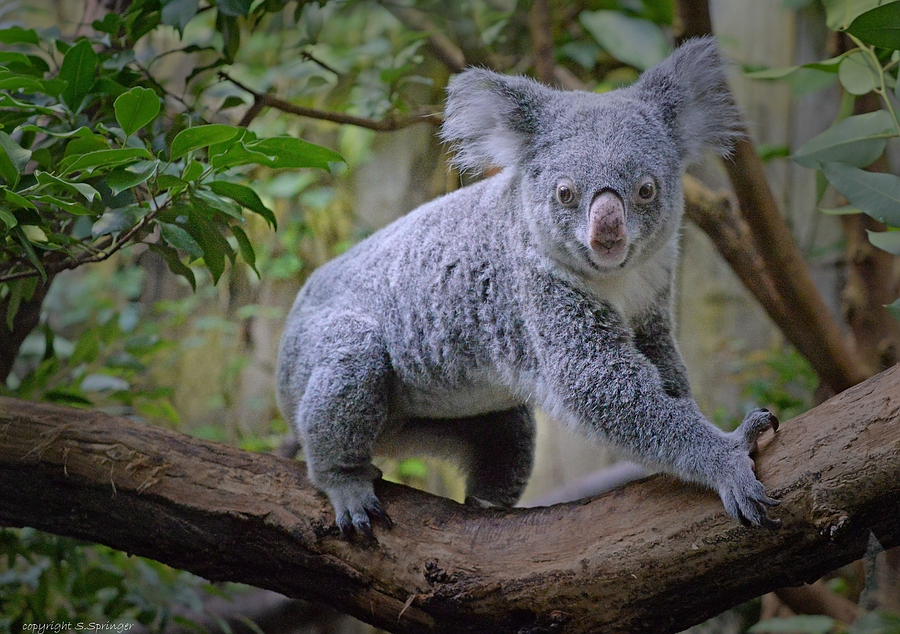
[440,68,551,173]
[634,36,744,163]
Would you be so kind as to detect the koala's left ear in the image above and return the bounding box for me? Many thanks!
[634,36,744,164]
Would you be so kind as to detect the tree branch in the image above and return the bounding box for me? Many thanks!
[683,175,792,334]
[0,206,160,284]
[221,73,440,132]
[0,278,53,383]
[0,365,898,633]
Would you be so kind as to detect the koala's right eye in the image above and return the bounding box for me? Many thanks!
[555,181,577,206]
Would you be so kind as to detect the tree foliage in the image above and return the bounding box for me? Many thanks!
[0,0,341,324]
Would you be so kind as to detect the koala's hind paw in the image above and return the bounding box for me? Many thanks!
[326,483,394,541]
[719,408,781,529]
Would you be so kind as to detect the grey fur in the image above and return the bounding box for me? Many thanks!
[276,37,779,537]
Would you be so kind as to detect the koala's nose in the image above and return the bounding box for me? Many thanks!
[588,190,626,254]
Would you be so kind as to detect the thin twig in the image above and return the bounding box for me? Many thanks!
[299,51,342,77]
[220,72,440,131]
[0,209,160,284]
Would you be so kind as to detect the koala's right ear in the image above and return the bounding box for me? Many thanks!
[633,36,744,164]
[441,68,551,173]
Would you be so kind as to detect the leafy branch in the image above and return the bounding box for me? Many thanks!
[748,1,900,303]
[0,4,344,326]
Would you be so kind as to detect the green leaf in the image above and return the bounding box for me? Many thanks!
[185,214,232,283]
[216,0,253,18]
[0,52,34,67]
[182,160,204,182]
[157,174,188,194]
[170,124,242,160]
[106,162,157,195]
[162,0,200,34]
[209,143,273,171]
[0,131,32,187]
[114,87,161,137]
[31,194,91,216]
[208,180,277,229]
[149,243,196,290]
[0,207,17,228]
[1,187,37,210]
[64,135,110,158]
[92,12,122,35]
[822,0,888,30]
[19,125,95,140]
[793,110,895,168]
[821,161,900,226]
[867,229,900,254]
[245,137,343,170]
[838,50,880,95]
[0,27,39,45]
[0,74,45,93]
[220,95,247,110]
[61,148,153,175]
[58,39,98,109]
[579,10,669,70]
[846,2,900,48]
[35,170,100,202]
[91,205,142,237]
[230,223,258,275]
[191,187,244,221]
[0,92,55,112]
[158,221,203,259]
[12,225,46,281]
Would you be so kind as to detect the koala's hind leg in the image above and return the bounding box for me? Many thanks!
[296,327,394,539]
[460,406,536,508]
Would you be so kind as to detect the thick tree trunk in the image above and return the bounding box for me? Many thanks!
[0,365,899,634]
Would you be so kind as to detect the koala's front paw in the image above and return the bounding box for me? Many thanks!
[324,479,393,540]
[718,408,781,529]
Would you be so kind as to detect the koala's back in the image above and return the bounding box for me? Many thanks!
[276,171,528,427]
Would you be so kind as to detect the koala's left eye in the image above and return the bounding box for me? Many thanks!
[633,177,657,204]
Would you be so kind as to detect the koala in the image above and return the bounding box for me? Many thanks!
[276,37,780,538]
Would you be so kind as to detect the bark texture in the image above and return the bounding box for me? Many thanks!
[0,365,899,634]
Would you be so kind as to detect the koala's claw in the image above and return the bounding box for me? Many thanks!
[721,477,781,530]
[737,408,779,452]
[717,408,781,529]
[327,483,393,540]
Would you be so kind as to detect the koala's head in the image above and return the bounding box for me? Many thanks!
[441,37,742,277]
